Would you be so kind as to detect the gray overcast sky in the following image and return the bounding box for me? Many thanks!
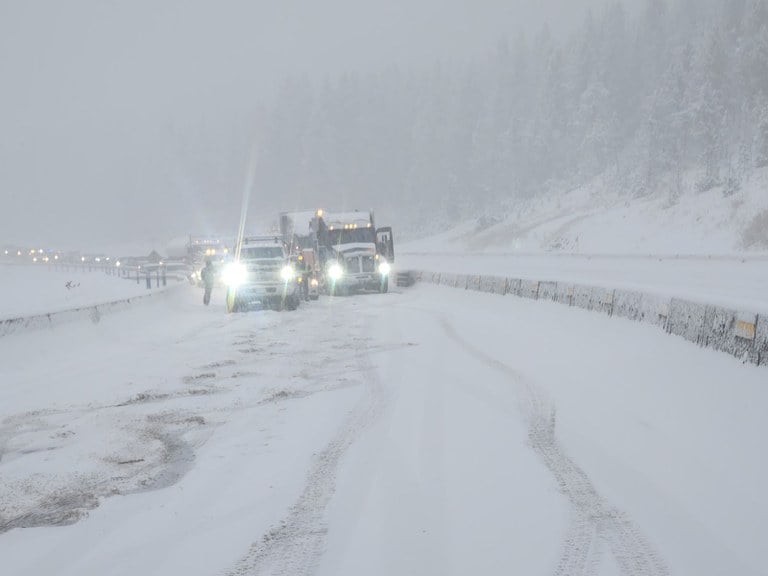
[0,0,602,251]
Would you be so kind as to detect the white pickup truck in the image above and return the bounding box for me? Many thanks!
[221,236,301,312]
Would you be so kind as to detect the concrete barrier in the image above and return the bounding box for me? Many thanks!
[479,276,496,293]
[412,270,766,369]
[538,281,558,302]
[573,284,594,310]
[589,286,613,315]
[492,277,509,295]
[506,278,522,297]
[520,280,540,300]
[439,273,455,288]
[702,306,754,361]
[619,290,669,328]
[613,289,644,321]
[667,299,706,344]
[555,283,574,306]
[756,316,768,366]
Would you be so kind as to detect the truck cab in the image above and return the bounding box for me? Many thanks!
[222,236,301,312]
[313,210,395,295]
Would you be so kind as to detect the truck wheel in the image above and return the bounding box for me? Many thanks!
[286,296,299,311]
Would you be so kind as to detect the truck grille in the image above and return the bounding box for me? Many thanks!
[361,256,376,273]
[246,264,281,282]
[344,257,361,274]
[343,255,376,274]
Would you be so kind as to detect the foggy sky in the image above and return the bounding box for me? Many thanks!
[1,0,603,251]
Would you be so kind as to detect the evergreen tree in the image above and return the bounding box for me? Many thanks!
[247,0,768,231]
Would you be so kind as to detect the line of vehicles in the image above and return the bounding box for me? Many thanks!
[186,209,395,313]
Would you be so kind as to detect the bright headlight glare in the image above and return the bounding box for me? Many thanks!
[222,262,247,287]
[280,265,296,281]
[328,263,343,281]
[310,278,319,287]
[378,261,391,276]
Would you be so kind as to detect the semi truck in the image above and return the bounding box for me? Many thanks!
[311,209,395,294]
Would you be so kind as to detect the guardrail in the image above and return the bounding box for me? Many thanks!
[45,261,190,289]
[0,288,181,339]
[407,270,768,368]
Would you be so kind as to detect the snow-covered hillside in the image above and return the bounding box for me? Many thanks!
[405,167,768,256]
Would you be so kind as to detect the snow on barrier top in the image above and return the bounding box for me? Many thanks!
[0,289,173,339]
[407,270,768,368]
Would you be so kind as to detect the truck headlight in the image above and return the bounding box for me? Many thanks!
[378,261,391,276]
[328,263,343,281]
[280,265,296,281]
[222,262,247,287]
[310,278,319,287]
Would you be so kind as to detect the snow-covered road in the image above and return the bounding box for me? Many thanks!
[1,284,766,575]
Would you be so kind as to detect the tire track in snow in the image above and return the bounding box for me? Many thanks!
[225,335,387,576]
[437,315,668,576]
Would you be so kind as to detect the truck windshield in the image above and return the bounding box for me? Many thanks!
[328,228,375,245]
[241,246,283,259]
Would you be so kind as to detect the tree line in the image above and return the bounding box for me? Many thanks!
[251,0,768,233]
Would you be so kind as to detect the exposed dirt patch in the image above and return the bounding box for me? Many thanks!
[0,488,100,533]
[116,388,217,407]
[204,360,237,369]
[231,370,259,379]
[183,372,217,384]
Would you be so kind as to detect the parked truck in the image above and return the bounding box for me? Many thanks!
[221,235,301,312]
[311,209,395,294]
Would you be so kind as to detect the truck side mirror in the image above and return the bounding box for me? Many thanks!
[376,227,395,263]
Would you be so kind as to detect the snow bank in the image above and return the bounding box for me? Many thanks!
[410,270,768,367]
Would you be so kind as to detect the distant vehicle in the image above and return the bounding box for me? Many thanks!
[221,235,301,312]
[186,235,229,285]
[280,211,321,300]
[311,209,394,295]
[296,248,320,300]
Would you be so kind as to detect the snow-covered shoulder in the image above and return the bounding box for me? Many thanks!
[0,264,161,320]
